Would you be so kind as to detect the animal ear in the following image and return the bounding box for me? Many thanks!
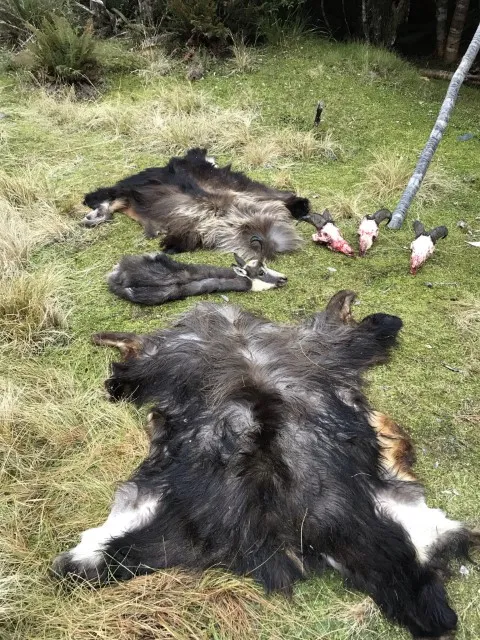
[233,253,246,267]
[233,266,248,277]
[325,290,357,324]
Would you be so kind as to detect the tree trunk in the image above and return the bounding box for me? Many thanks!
[388,21,480,230]
[361,0,410,46]
[436,0,449,58]
[444,0,471,63]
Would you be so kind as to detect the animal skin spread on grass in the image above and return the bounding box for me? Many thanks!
[1,37,479,640]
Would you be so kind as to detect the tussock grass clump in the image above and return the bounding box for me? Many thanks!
[326,192,366,220]
[0,202,38,274]
[454,297,480,336]
[0,165,56,208]
[25,15,99,84]
[241,130,342,168]
[136,105,258,155]
[229,32,257,74]
[0,269,69,349]
[133,50,175,84]
[271,169,296,191]
[0,201,74,274]
[363,150,453,206]
[0,166,75,274]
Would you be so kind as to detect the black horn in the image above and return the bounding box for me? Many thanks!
[300,211,333,230]
[250,235,264,256]
[371,209,392,225]
[413,220,426,238]
[429,226,448,244]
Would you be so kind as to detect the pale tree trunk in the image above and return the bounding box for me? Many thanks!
[388,21,480,230]
[444,0,471,63]
[436,0,449,57]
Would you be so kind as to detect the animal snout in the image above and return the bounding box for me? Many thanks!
[277,276,288,287]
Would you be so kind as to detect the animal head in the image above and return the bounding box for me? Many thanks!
[232,238,287,290]
[300,210,354,256]
[358,209,392,257]
[410,221,448,275]
[236,212,303,260]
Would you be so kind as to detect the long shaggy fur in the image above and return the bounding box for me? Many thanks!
[82,148,309,259]
[52,292,472,638]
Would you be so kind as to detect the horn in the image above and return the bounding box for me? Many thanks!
[371,209,392,225]
[321,209,333,223]
[250,235,264,254]
[413,220,425,238]
[429,226,448,244]
[299,212,330,230]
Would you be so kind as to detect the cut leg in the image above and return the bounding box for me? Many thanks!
[51,482,160,583]
[81,198,127,227]
[92,332,143,358]
[325,290,357,324]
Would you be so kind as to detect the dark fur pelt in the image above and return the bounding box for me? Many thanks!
[107,252,287,305]
[82,148,309,259]
[53,292,471,638]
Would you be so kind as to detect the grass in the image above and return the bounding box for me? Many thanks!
[1,37,480,639]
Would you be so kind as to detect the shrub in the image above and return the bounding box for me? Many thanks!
[27,14,99,84]
[0,0,70,46]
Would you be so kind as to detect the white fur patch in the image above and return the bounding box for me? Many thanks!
[410,234,434,258]
[376,492,462,563]
[358,218,378,237]
[69,485,158,567]
[263,265,286,279]
[251,279,277,292]
[206,156,218,167]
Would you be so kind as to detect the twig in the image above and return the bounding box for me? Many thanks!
[441,362,464,373]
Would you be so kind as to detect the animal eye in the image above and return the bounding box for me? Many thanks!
[258,268,265,276]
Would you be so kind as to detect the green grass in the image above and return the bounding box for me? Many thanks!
[1,38,480,639]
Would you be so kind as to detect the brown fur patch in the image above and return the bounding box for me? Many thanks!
[92,332,143,358]
[325,290,357,324]
[369,411,417,482]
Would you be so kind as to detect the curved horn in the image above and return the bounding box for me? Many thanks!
[413,220,425,238]
[429,226,448,244]
[321,209,334,223]
[371,209,392,225]
[297,212,328,230]
[249,235,264,255]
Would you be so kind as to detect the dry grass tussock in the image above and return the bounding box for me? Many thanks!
[229,32,257,74]
[25,85,343,161]
[0,268,69,350]
[240,130,343,168]
[324,191,366,220]
[0,164,76,350]
[0,199,74,274]
[454,296,480,336]
[363,150,453,205]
